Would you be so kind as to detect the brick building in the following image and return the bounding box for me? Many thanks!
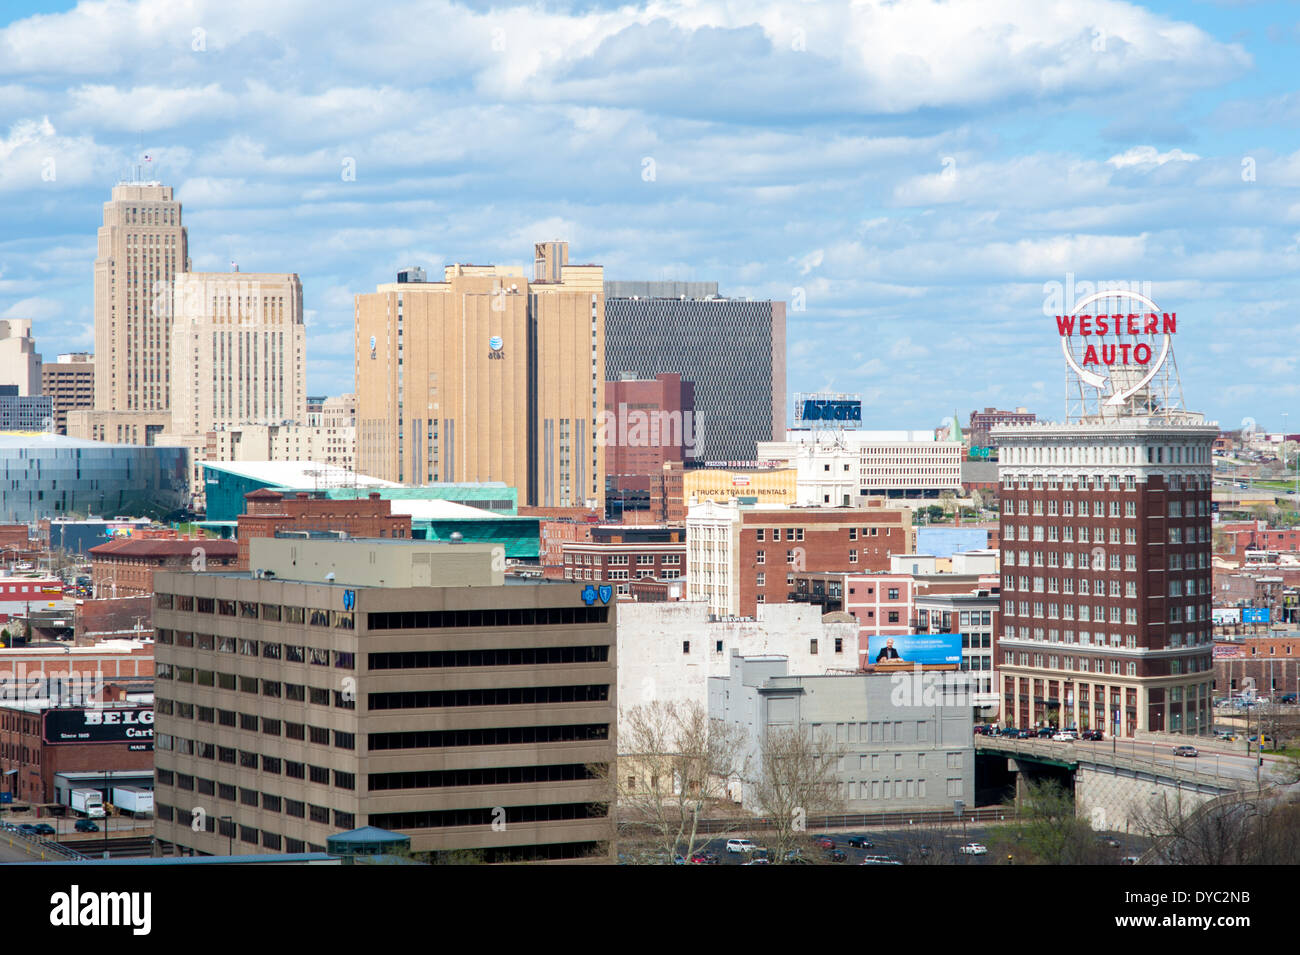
[995,417,1217,737]
[90,537,240,598]
[969,406,1035,448]
[604,373,695,521]
[1213,634,1300,698]
[0,641,154,804]
[686,499,914,618]
[538,519,597,570]
[235,490,412,568]
[1216,521,1300,555]
[552,541,686,597]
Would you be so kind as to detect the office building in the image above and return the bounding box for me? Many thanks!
[604,373,695,520]
[152,537,616,862]
[995,415,1218,736]
[969,407,1036,448]
[0,433,189,522]
[41,353,95,434]
[170,272,306,435]
[758,431,964,499]
[0,387,53,431]
[355,242,604,509]
[0,319,42,396]
[708,654,974,813]
[604,282,785,463]
[685,499,913,618]
[93,181,190,413]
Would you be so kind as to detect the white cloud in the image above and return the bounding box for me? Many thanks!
[1106,146,1201,168]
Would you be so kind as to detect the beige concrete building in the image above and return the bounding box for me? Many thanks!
[152,537,616,862]
[170,272,306,435]
[355,241,604,508]
[0,319,41,396]
[93,182,189,413]
[67,408,172,446]
[40,352,94,434]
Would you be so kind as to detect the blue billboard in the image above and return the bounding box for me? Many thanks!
[800,399,861,423]
[867,633,963,666]
[1242,608,1271,624]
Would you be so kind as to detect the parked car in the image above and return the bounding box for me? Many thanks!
[742,858,771,865]
[74,819,99,833]
[825,848,848,863]
[1080,729,1103,741]
[846,836,873,848]
[814,837,835,849]
[1035,727,1055,738]
[1172,745,1199,758]
[860,855,902,865]
[1052,731,1077,741]
[726,838,759,854]
[691,852,719,865]
[1121,855,1140,865]
[958,843,988,855]
[1098,837,1121,848]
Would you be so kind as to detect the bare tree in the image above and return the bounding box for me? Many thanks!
[1133,788,1300,865]
[612,700,748,863]
[986,779,1114,865]
[748,725,845,864]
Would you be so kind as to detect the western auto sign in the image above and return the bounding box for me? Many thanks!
[43,707,155,749]
[1055,290,1174,406]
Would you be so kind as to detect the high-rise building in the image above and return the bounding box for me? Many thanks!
[0,386,53,431]
[994,417,1217,737]
[152,537,616,862]
[93,182,189,413]
[170,272,306,435]
[604,283,785,463]
[970,407,1036,448]
[41,353,95,434]
[604,373,695,520]
[0,320,42,396]
[355,241,604,508]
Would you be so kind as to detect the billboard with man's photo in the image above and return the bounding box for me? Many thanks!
[866,633,963,666]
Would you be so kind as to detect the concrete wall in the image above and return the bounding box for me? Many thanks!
[1074,764,1221,834]
[616,601,858,717]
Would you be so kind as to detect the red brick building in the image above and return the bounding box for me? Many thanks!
[538,519,596,571]
[995,419,1217,737]
[1216,521,1300,554]
[90,537,239,598]
[0,643,154,804]
[235,490,411,568]
[551,540,686,597]
[605,374,695,521]
[1213,636,1300,698]
[686,499,914,617]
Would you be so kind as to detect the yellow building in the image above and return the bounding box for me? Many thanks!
[355,241,604,508]
[683,467,797,505]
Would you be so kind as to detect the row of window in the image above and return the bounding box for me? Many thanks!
[368,762,602,791]
[156,595,353,630]
[368,723,610,751]
[368,646,608,670]
[1004,499,1209,518]
[1003,626,1212,648]
[1004,549,1210,569]
[154,666,355,709]
[1000,471,1209,489]
[154,701,355,748]
[155,745,357,790]
[367,606,609,630]
[156,631,355,668]
[369,802,606,831]
[368,684,610,710]
[157,801,348,846]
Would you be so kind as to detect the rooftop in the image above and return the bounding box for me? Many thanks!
[204,460,399,488]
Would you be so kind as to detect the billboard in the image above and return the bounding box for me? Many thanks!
[867,633,962,666]
[794,392,862,428]
[1242,608,1271,624]
[43,707,154,751]
[1212,608,1241,626]
[1212,645,1242,659]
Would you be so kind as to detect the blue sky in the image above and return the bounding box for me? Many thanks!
[1,0,1298,433]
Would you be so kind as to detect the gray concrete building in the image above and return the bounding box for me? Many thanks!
[152,537,616,863]
[709,653,974,813]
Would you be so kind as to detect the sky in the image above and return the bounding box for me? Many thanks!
[1,0,1298,435]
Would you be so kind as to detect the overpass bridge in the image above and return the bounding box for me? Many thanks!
[976,736,1247,832]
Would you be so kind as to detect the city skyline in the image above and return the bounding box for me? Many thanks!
[2,1,1298,433]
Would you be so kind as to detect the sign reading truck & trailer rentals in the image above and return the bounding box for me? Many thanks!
[43,707,154,751]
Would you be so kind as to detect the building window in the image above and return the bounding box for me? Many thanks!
[682,641,690,654]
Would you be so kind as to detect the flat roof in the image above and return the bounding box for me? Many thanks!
[204,460,399,488]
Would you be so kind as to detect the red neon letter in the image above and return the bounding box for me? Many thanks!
[1079,315,1092,335]
[1133,343,1152,363]
[1143,313,1158,334]
[1126,314,1139,335]
[1055,315,1075,336]
[1162,313,1176,334]
[1082,344,1099,365]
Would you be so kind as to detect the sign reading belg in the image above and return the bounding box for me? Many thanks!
[43,707,154,750]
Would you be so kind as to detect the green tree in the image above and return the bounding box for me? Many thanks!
[987,780,1113,865]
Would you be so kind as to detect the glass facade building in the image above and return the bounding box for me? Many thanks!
[0,433,190,522]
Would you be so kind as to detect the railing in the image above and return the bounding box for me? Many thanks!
[977,737,1238,791]
[623,806,1021,837]
[1,828,88,862]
